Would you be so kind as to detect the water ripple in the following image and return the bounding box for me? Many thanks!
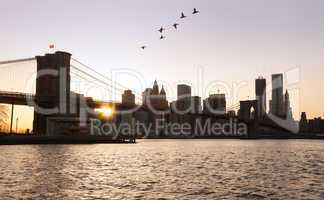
[0,140,324,199]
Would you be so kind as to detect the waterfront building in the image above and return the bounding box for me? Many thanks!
[142,81,168,111]
[299,112,324,135]
[227,110,236,118]
[171,84,193,114]
[177,84,191,100]
[309,117,324,134]
[203,94,226,115]
[255,77,266,118]
[140,81,169,136]
[284,90,293,120]
[238,100,258,121]
[299,112,308,133]
[142,88,152,106]
[190,96,202,114]
[122,90,135,107]
[152,80,159,95]
[271,74,284,117]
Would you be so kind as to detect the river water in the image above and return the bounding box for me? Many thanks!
[0,140,323,199]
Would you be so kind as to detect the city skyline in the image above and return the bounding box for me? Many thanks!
[0,57,302,133]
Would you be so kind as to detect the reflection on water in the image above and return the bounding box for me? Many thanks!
[0,140,324,199]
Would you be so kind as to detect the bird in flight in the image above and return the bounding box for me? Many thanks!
[160,35,165,40]
[141,46,147,50]
[158,27,165,33]
[193,8,199,14]
[173,23,179,29]
[180,12,187,19]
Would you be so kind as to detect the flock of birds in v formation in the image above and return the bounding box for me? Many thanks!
[141,8,199,50]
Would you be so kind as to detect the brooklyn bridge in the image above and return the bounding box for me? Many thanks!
[0,51,141,135]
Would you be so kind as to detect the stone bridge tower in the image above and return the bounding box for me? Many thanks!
[33,51,71,135]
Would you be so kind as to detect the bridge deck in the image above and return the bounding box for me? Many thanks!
[0,91,35,105]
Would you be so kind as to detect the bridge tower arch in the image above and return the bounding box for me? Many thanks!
[33,51,71,135]
[238,100,260,138]
[239,100,259,122]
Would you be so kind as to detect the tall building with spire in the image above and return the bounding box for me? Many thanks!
[299,112,308,133]
[142,80,168,110]
[160,85,166,100]
[284,90,293,120]
[152,80,159,95]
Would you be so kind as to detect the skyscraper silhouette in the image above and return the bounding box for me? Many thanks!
[152,80,159,95]
[177,84,191,100]
[203,94,226,115]
[271,74,284,117]
[284,90,293,120]
[122,90,135,107]
[255,77,266,118]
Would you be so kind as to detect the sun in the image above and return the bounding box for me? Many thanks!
[102,107,113,117]
[97,107,115,118]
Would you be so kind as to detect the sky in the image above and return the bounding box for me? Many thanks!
[1,0,324,130]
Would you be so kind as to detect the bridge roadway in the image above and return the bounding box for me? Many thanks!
[0,91,34,106]
[0,90,117,109]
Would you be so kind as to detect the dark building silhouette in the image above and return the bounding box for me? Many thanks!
[255,77,266,118]
[269,100,272,114]
[284,90,293,120]
[299,112,308,133]
[239,100,258,121]
[160,85,166,100]
[170,85,202,115]
[142,80,168,111]
[152,80,159,95]
[141,81,169,136]
[227,110,236,117]
[271,74,284,117]
[122,90,135,107]
[168,85,203,136]
[190,96,202,114]
[299,112,324,135]
[203,94,226,115]
[177,84,191,100]
[171,84,192,113]
[309,117,324,134]
[142,88,153,106]
[33,51,71,135]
